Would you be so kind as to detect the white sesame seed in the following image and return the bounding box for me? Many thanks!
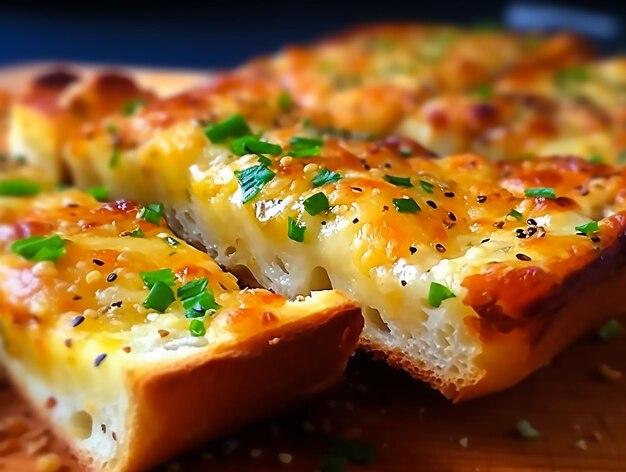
[32,261,57,276]
[278,453,292,464]
[303,163,318,173]
[85,270,101,284]
[280,156,293,166]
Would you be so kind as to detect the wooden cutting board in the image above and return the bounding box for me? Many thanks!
[1,326,625,472]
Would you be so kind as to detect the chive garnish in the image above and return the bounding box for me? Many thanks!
[419,180,434,193]
[516,420,540,439]
[312,167,342,187]
[109,148,121,169]
[0,179,41,197]
[575,221,599,235]
[393,197,421,213]
[289,146,321,158]
[303,192,330,216]
[143,280,175,313]
[130,227,144,238]
[291,136,323,149]
[475,84,493,100]
[177,277,208,300]
[525,187,556,199]
[589,155,603,164]
[140,268,176,288]
[235,165,276,203]
[428,282,455,307]
[231,136,282,156]
[122,99,145,116]
[278,91,294,111]
[138,203,164,225]
[204,114,252,143]
[11,235,66,262]
[507,209,523,221]
[384,175,413,187]
[87,187,109,202]
[257,155,272,167]
[288,217,306,242]
[189,319,206,337]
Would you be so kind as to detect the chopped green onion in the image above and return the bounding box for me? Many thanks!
[554,67,589,91]
[138,203,164,225]
[109,148,121,169]
[393,197,421,213]
[291,136,323,149]
[189,319,206,337]
[525,187,556,199]
[598,319,622,342]
[257,155,272,166]
[288,217,306,242]
[140,268,176,288]
[177,277,208,300]
[516,420,540,439]
[130,227,144,238]
[618,150,626,163]
[289,146,321,158]
[182,286,220,318]
[575,221,599,235]
[589,155,603,164]
[507,209,523,221]
[384,175,413,187]
[235,165,276,203]
[0,179,41,197]
[319,455,347,472]
[143,280,175,313]
[303,192,330,216]
[419,180,434,193]
[475,84,493,100]
[330,439,376,466]
[278,91,294,111]
[11,235,66,262]
[122,99,145,116]
[231,135,282,156]
[428,282,455,307]
[312,167,342,187]
[204,114,252,143]
[86,187,109,202]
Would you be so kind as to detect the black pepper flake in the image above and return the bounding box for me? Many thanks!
[435,243,446,253]
[111,301,123,308]
[364,164,371,170]
[72,295,82,301]
[321,221,327,226]
[444,191,455,198]
[384,162,392,169]
[71,315,85,328]
[382,205,389,212]
[493,221,504,229]
[92,259,105,266]
[400,280,407,286]
[447,211,457,222]
[426,200,437,209]
[477,195,487,203]
[527,218,537,226]
[64,338,73,348]
[481,238,490,243]
[516,253,532,261]
[106,273,117,282]
[409,246,417,254]
[94,353,107,367]
[352,218,359,224]
[591,236,601,243]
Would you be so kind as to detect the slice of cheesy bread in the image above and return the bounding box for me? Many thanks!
[0,187,362,471]
[61,84,626,400]
[243,23,593,136]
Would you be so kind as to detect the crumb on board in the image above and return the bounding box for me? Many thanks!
[459,437,469,448]
[278,452,293,464]
[598,363,623,381]
[574,439,588,451]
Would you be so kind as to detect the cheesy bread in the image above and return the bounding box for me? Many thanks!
[0,186,362,471]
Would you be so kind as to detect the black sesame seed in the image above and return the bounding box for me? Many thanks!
[477,195,487,203]
[111,301,123,308]
[435,243,446,253]
[516,228,525,233]
[352,218,359,224]
[527,218,537,226]
[493,221,504,229]
[72,295,82,301]
[364,164,371,170]
[351,187,363,192]
[516,253,532,261]
[71,315,85,328]
[426,200,437,209]
[481,238,490,244]
[516,233,527,239]
[66,203,79,208]
[444,191,455,198]
[527,227,537,236]
[409,246,417,254]
[575,231,586,236]
[591,236,601,242]
[321,221,327,226]
[94,353,107,367]
[447,212,457,222]
[106,273,117,282]
[92,259,105,266]
[382,205,389,211]
[400,280,407,286]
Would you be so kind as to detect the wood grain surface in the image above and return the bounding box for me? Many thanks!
[1,323,624,472]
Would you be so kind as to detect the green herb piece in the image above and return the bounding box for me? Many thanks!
[235,165,276,203]
[428,282,455,307]
[138,203,164,225]
[278,91,294,111]
[618,150,626,163]
[289,146,321,158]
[160,234,179,247]
[312,167,342,187]
[0,179,41,197]
[330,439,376,466]
[303,192,330,216]
[122,98,145,116]
[393,197,421,213]
[177,277,208,300]
[319,455,347,472]
[189,319,206,336]
[130,227,144,238]
[140,268,176,288]
[204,114,252,143]
[182,287,220,318]
[575,221,599,235]
[11,235,66,262]
[598,319,622,342]
[288,217,306,242]
[589,154,604,164]
[230,135,282,156]
[525,187,556,199]
[507,209,523,221]
[554,67,589,91]
[109,148,121,169]
[86,187,109,202]
[257,155,272,166]
[516,420,540,439]
[291,136,323,149]
[475,84,493,100]
[419,180,434,193]
[143,280,175,313]
[384,175,413,188]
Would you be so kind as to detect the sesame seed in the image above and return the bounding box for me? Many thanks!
[401,280,407,286]
[527,218,537,226]
[85,270,101,284]
[92,259,105,266]
[382,205,389,211]
[447,211,457,222]
[516,233,527,239]
[426,200,437,208]
[516,253,532,261]
[352,218,359,224]
[527,227,537,236]
[94,353,107,367]
[158,329,170,338]
[409,246,417,254]
[106,273,117,282]
[444,191,455,198]
[64,339,73,348]
[66,203,79,208]
[72,295,82,301]
[493,221,504,229]
[111,301,123,308]
[481,238,490,243]
[435,243,446,253]
[591,236,601,242]
[71,315,85,328]
[321,221,327,226]
[122,346,131,353]
[351,187,363,192]
[477,195,487,203]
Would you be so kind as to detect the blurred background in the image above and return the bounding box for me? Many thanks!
[0,0,624,69]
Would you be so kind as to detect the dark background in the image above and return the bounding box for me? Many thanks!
[0,1,624,69]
